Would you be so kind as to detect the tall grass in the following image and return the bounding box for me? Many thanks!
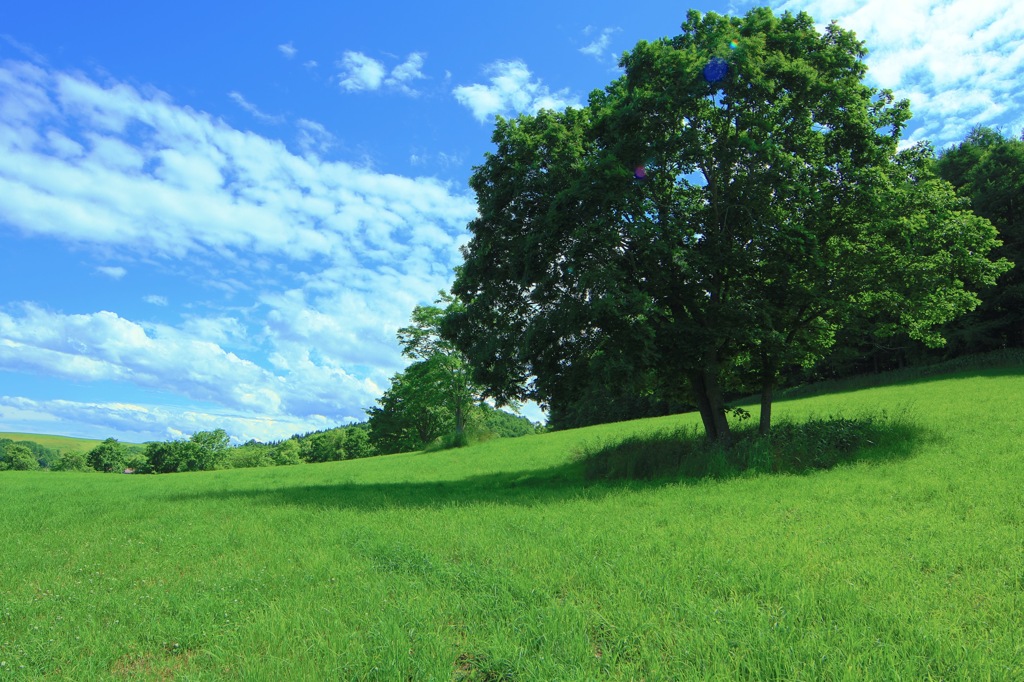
[1,367,1022,679]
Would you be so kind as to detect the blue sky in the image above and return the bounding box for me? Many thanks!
[2,1,1022,443]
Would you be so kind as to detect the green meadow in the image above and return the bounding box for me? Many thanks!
[2,368,1022,680]
[0,433,107,455]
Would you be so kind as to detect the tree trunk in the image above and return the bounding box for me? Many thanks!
[690,356,731,443]
[454,403,466,446]
[690,371,718,440]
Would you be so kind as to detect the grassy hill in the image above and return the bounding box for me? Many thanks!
[1,367,1022,679]
[0,432,108,454]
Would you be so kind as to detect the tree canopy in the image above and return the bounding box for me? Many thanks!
[936,126,1024,351]
[447,7,1009,441]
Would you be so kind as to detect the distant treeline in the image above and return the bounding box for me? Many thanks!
[1,405,537,474]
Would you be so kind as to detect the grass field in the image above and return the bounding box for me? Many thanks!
[1,368,1022,680]
[0,433,108,455]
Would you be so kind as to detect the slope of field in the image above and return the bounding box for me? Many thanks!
[1,368,1022,680]
[0,432,107,454]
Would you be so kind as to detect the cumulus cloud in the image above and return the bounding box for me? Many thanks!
[337,51,387,92]
[337,51,428,95]
[0,59,477,440]
[773,0,1024,146]
[453,60,582,122]
[385,52,427,95]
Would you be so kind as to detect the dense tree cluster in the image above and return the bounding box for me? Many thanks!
[0,438,59,470]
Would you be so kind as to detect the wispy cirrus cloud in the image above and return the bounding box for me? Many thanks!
[278,41,297,59]
[452,60,582,122]
[228,90,285,124]
[0,58,476,440]
[96,265,127,279]
[579,26,619,62]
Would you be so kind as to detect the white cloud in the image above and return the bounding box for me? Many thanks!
[0,59,478,440]
[303,60,318,69]
[278,42,297,59]
[453,60,582,122]
[579,27,618,61]
[228,91,285,124]
[773,0,1024,146]
[296,118,335,156]
[337,51,387,92]
[96,265,127,279]
[337,51,428,95]
[385,52,427,95]
[0,395,333,443]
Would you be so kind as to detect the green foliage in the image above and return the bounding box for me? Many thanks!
[341,427,375,459]
[87,437,127,473]
[1,438,59,469]
[475,404,537,439]
[123,451,153,474]
[272,439,303,466]
[449,7,1007,442]
[936,126,1024,351]
[371,292,481,451]
[51,450,91,472]
[368,358,457,454]
[225,442,274,469]
[142,430,230,473]
[0,443,41,471]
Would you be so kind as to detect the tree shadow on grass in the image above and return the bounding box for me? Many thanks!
[167,410,929,512]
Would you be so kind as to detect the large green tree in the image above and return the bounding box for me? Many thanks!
[448,8,1008,441]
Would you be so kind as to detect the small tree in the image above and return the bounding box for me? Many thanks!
[367,360,453,454]
[87,438,126,473]
[188,429,230,470]
[397,292,481,444]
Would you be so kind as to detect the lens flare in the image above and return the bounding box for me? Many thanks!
[703,57,728,83]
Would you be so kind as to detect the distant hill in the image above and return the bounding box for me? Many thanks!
[0,432,112,454]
